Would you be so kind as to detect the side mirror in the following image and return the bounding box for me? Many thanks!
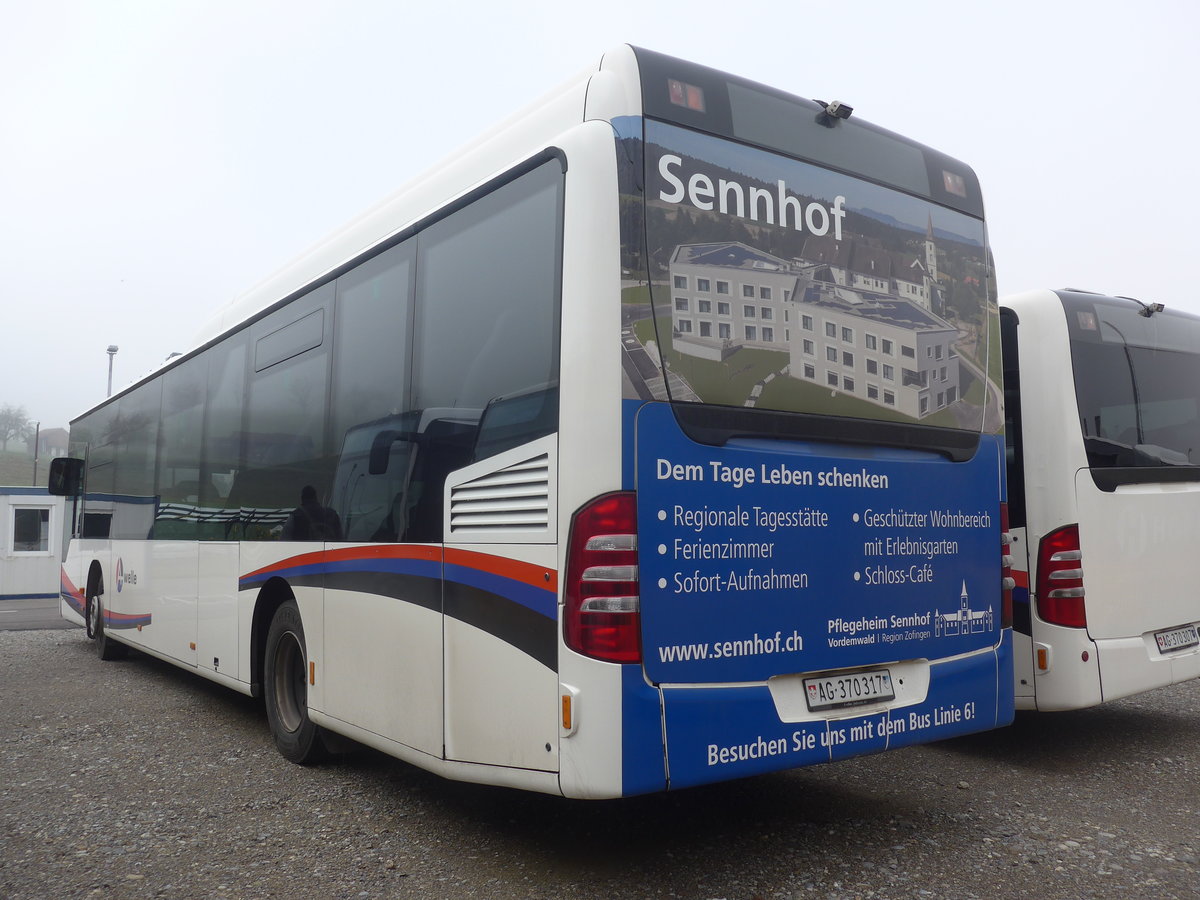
[48,457,84,497]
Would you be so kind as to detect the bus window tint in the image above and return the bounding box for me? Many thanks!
[331,242,414,442]
[77,405,116,539]
[635,120,992,440]
[327,242,415,543]
[1068,298,1200,467]
[239,284,334,540]
[200,336,247,540]
[111,381,161,540]
[414,161,562,428]
[156,356,208,540]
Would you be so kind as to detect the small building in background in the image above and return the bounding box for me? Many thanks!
[0,487,65,601]
[26,427,69,460]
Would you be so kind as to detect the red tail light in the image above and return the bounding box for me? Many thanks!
[1000,502,1014,629]
[564,492,641,663]
[1036,524,1086,628]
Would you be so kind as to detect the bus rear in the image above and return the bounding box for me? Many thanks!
[575,49,1012,792]
[1002,289,1200,710]
[49,46,1012,800]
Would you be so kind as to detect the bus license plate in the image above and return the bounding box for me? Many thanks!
[1155,624,1199,654]
[804,669,895,712]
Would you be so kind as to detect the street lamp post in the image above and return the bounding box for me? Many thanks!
[106,345,119,397]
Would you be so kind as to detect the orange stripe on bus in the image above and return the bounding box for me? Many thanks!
[444,547,557,593]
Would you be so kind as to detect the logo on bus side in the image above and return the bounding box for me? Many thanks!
[115,558,137,592]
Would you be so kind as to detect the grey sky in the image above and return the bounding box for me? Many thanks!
[2,0,1196,430]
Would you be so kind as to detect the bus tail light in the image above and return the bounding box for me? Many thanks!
[564,492,641,663]
[1000,502,1014,629]
[1036,524,1086,628]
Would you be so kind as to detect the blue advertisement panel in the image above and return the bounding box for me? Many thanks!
[660,643,1009,790]
[615,104,1010,791]
[637,402,1002,684]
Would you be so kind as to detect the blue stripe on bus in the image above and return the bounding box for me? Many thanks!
[443,562,556,621]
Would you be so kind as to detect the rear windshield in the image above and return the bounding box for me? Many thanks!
[1063,292,1200,467]
[637,120,994,435]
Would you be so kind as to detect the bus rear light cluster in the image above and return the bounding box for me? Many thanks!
[1000,503,1014,629]
[564,493,642,663]
[1036,524,1086,628]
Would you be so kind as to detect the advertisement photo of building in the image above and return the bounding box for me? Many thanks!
[667,225,964,420]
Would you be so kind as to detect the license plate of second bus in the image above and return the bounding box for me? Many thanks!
[1155,624,1199,653]
[804,669,895,712]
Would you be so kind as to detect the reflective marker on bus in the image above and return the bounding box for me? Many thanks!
[50,46,1012,798]
[1002,289,1200,710]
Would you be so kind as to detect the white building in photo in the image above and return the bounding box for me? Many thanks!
[790,273,961,420]
[668,232,963,419]
[668,242,798,362]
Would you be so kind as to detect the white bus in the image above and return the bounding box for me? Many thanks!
[52,46,1012,798]
[1001,288,1200,710]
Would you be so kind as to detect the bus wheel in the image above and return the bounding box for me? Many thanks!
[90,594,128,661]
[264,600,328,764]
[85,591,99,640]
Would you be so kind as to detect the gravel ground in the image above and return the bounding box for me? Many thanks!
[3,628,1200,899]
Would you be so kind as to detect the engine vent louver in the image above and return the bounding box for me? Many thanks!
[449,453,550,533]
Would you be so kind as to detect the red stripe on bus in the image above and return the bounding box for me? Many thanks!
[60,568,84,601]
[106,611,151,623]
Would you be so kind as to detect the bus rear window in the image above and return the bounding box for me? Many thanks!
[631,120,996,444]
[1065,295,1200,468]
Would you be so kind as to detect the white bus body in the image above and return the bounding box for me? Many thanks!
[1001,288,1200,710]
[55,46,1012,797]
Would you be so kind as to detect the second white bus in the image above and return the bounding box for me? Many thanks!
[1002,288,1200,709]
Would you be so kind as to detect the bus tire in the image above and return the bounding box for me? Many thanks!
[90,593,128,661]
[263,600,328,765]
[85,592,98,640]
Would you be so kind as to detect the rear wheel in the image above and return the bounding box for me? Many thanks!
[264,600,328,764]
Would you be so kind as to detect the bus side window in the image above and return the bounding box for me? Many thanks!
[473,384,559,462]
[242,285,335,540]
[412,162,562,454]
[1000,308,1026,529]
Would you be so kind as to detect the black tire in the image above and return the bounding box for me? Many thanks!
[85,592,98,640]
[90,592,128,661]
[263,600,328,764]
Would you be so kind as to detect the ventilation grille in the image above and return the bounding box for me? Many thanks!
[449,453,550,533]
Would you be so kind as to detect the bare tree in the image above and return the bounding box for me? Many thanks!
[0,404,32,452]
